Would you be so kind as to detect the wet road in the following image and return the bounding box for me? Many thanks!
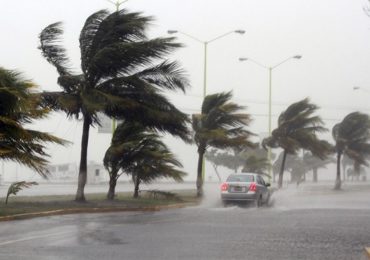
[0,184,370,260]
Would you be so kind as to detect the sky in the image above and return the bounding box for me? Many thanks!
[1,0,370,182]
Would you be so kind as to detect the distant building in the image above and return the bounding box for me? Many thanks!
[48,161,108,183]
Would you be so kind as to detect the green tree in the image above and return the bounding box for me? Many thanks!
[192,92,255,197]
[263,98,331,189]
[0,67,65,176]
[332,112,370,190]
[104,122,186,199]
[39,9,190,201]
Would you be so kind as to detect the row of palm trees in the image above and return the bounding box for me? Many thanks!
[2,8,370,201]
[263,99,370,190]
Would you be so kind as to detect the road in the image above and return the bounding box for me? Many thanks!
[0,183,370,259]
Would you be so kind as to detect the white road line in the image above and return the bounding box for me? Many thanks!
[0,231,73,246]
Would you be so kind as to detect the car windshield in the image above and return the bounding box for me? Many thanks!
[227,175,254,182]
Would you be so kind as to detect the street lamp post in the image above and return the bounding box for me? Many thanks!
[168,29,245,183]
[167,30,245,98]
[239,55,302,181]
[106,0,129,134]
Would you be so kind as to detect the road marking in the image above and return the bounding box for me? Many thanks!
[0,231,73,246]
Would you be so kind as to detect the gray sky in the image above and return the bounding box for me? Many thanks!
[1,0,370,181]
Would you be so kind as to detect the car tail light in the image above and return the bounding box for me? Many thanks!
[221,183,229,191]
[249,182,257,192]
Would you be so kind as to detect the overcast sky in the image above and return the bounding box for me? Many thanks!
[1,0,370,181]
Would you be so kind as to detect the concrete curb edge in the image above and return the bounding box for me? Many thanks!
[0,202,197,222]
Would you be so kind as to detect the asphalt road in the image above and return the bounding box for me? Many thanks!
[0,183,370,260]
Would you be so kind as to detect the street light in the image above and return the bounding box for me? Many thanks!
[353,86,370,93]
[239,55,302,180]
[168,29,245,184]
[167,29,245,97]
[107,0,128,11]
[106,0,129,133]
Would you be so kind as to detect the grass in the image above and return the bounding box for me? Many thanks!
[0,190,199,218]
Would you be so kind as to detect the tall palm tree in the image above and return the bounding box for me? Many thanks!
[104,122,186,199]
[39,9,190,201]
[263,98,332,189]
[332,112,370,190]
[0,67,65,176]
[192,92,255,197]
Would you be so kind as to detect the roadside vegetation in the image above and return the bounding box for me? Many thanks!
[1,5,370,219]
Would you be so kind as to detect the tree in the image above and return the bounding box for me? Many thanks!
[332,112,370,190]
[104,122,186,199]
[192,92,255,197]
[39,9,190,201]
[0,67,65,176]
[240,145,275,177]
[242,155,270,176]
[204,149,223,182]
[263,98,332,189]
[303,152,335,182]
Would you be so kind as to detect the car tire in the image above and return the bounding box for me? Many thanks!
[222,200,228,207]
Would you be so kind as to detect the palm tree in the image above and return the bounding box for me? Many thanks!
[104,122,186,199]
[39,9,190,201]
[242,155,270,176]
[240,145,275,177]
[192,92,255,197]
[0,67,65,176]
[332,112,370,190]
[263,98,332,189]
[303,152,335,182]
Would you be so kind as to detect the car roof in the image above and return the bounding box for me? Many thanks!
[232,172,258,176]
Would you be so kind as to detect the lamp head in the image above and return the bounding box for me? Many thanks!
[167,30,178,34]
[353,86,360,90]
[235,30,246,35]
[293,55,302,59]
[239,57,248,62]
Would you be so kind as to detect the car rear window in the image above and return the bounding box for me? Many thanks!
[226,175,254,182]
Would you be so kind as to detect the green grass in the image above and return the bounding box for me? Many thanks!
[0,190,199,218]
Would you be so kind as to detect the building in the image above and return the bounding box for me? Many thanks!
[48,161,108,183]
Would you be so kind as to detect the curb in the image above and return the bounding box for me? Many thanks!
[365,247,370,259]
[0,202,196,222]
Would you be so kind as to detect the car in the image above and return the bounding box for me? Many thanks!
[220,173,271,207]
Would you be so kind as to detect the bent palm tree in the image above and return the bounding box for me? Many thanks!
[39,9,190,201]
[192,92,255,197]
[0,67,65,176]
[263,98,332,189]
[104,122,186,199]
[332,112,370,190]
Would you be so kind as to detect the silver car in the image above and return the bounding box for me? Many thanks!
[220,173,271,207]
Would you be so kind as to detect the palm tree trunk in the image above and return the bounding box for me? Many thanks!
[278,150,288,189]
[107,167,119,200]
[334,152,342,190]
[313,168,318,183]
[196,148,205,198]
[133,176,140,198]
[75,116,91,202]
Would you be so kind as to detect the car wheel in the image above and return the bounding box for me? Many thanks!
[222,200,228,207]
